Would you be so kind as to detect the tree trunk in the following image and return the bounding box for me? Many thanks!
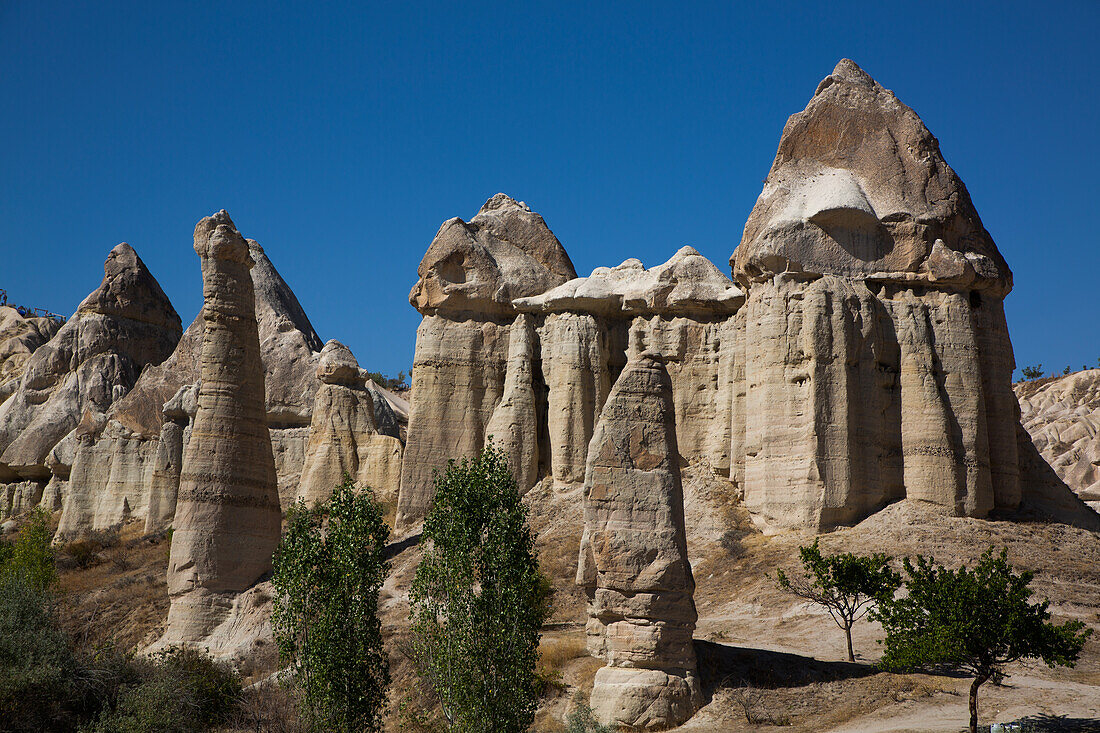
[969,674,988,733]
[844,625,855,662]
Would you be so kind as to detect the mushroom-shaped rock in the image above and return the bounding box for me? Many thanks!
[409,193,577,316]
[297,340,403,508]
[732,59,1011,296]
[516,246,743,317]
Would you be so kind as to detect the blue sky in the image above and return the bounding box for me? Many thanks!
[2,1,1097,378]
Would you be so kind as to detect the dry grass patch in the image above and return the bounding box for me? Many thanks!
[54,519,170,652]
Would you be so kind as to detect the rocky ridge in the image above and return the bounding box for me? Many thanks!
[0,244,182,519]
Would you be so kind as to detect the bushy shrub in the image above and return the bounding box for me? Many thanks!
[87,647,241,733]
[0,576,82,732]
[2,508,56,591]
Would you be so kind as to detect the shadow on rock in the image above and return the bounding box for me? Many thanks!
[384,532,421,561]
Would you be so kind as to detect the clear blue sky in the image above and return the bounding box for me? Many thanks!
[2,1,1097,379]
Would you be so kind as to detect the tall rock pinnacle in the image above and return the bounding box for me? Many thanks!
[577,351,702,729]
[163,210,282,645]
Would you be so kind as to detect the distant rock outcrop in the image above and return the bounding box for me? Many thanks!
[0,244,181,519]
[0,306,62,406]
[163,210,283,647]
[1017,370,1100,510]
[296,340,403,507]
[578,352,702,729]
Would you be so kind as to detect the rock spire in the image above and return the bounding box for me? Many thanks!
[163,211,283,645]
[577,351,702,730]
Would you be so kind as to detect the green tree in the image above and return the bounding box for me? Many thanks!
[272,477,391,733]
[874,547,1090,733]
[1,508,56,592]
[409,445,547,733]
[1020,364,1043,380]
[774,539,900,662]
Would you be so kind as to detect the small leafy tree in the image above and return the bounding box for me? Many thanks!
[409,444,547,732]
[874,547,1091,733]
[1,508,56,592]
[272,476,391,733]
[1021,364,1043,380]
[774,539,900,662]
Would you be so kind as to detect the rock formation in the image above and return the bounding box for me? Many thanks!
[163,210,283,646]
[0,244,181,519]
[577,351,701,730]
[396,194,577,527]
[398,60,1098,533]
[296,340,403,507]
[54,233,353,538]
[0,305,62,406]
[1017,370,1100,510]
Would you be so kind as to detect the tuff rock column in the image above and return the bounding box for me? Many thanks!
[296,340,403,508]
[577,351,701,730]
[164,211,282,645]
[484,314,540,493]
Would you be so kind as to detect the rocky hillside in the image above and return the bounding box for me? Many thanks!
[1017,369,1100,509]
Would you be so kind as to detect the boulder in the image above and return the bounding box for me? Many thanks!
[732,59,1010,297]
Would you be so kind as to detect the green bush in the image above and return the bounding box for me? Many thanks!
[0,575,82,732]
[2,508,56,592]
[86,647,241,733]
[875,547,1090,733]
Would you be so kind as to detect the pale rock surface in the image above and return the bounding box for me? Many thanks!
[515,245,743,317]
[56,235,329,537]
[484,315,540,493]
[1017,370,1100,509]
[409,193,576,317]
[163,211,283,647]
[726,59,1070,529]
[577,352,702,730]
[732,59,1010,296]
[0,306,62,406]
[397,195,576,528]
[0,244,181,515]
[296,340,403,507]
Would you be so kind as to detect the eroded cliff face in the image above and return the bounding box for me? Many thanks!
[54,237,340,538]
[0,306,63,407]
[0,244,182,519]
[397,61,1098,536]
[396,194,578,527]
